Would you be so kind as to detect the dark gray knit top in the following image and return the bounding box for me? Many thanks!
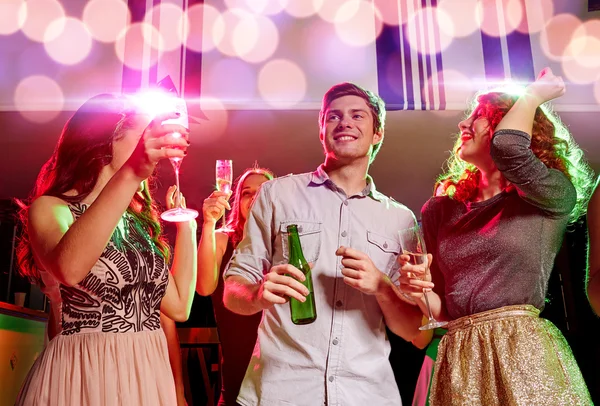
[421,129,576,320]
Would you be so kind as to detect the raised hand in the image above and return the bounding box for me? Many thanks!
[202,191,231,225]
[526,67,566,106]
[336,246,387,295]
[125,112,190,180]
[257,264,309,309]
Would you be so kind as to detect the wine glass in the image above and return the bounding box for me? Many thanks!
[215,160,232,227]
[398,225,447,330]
[160,97,199,222]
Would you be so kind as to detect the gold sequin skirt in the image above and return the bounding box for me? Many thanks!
[429,305,592,405]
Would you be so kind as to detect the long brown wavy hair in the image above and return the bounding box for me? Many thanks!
[221,166,274,248]
[16,94,170,284]
[436,90,595,222]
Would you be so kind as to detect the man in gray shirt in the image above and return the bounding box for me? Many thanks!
[223,83,423,406]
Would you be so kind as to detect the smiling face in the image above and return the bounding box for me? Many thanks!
[320,95,383,164]
[457,107,495,169]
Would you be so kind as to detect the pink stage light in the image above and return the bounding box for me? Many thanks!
[258,59,307,108]
[82,0,131,43]
[0,0,27,36]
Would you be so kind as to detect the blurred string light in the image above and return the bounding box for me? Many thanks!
[0,0,27,35]
[561,20,600,84]
[114,22,161,70]
[82,0,131,43]
[44,17,93,65]
[405,6,454,55]
[180,4,224,53]
[258,59,307,108]
[224,0,286,15]
[437,0,479,38]
[518,0,554,34]
[282,0,324,18]
[540,13,581,61]
[145,3,184,52]
[476,0,523,37]
[20,0,65,42]
[212,9,279,63]
[14,75,64,123]
[423,69,475,108]
[333,0,383,47]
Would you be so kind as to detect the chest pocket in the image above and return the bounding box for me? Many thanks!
[280,221,322,264]
[366,230,400,274]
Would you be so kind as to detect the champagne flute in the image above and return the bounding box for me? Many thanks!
[160,97,199,222]
[398,225,447,330]
[215,159,232,227]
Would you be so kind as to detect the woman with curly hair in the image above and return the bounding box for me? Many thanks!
[196,166,274,405]
[399,68,594,404]
[15,93,197,405]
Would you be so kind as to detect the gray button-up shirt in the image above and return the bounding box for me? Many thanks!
[225,166,415,406]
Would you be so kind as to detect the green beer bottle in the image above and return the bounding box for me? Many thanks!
[287,224,317,325]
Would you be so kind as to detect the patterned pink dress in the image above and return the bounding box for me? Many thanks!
[16,203,176,405]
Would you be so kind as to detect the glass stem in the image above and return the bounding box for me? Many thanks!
[422,288,436,321]
[171,160,182,209]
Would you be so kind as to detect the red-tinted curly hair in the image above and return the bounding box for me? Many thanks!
[437,91,594,221]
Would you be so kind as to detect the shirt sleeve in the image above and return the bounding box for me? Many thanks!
[490,129,576,217]
[224,181,275,284]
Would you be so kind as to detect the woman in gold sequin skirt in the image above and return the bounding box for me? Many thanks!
[399,68,594,405]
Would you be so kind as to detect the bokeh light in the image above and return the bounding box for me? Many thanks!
[20,0,65,42]
[181,4,223,53]
[518,0,554,34]
[82,0,131,43]
[44,17,93,65]
[438,0,479,38]
[14,75,64,123]
[561,23,600,85]
[425,69,475,109]
[303,18,373,82]
[283,0,324,19]
[224,0,286,15]
[0,0,27,36]
[334,0,383,47]
[114,22,161,70]
[258,59,307,108]
[476,0,523,37]
[405,7,454,55]
[540,13,582,62]
[214,8,252,57]
[372,0,407,26]
[317,0,354,23]
[233,14,279,63]
[145,3,184,52]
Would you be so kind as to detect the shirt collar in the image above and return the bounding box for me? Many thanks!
[309,165,383,201]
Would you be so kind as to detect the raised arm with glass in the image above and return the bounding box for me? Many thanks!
[159,96,198,222]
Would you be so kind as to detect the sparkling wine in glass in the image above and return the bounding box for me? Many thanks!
[215,160,232,227]
[160,97,199,222]
[398,225,447,330]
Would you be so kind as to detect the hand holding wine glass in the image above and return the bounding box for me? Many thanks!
[215,160,232,227]
[160,97,198,223]
[398,225,447,330]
